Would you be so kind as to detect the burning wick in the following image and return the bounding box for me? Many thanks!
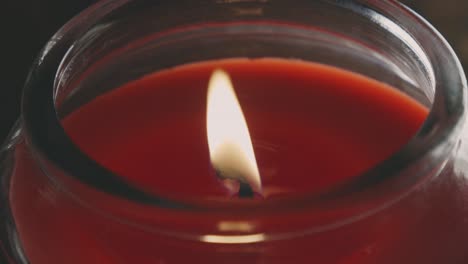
[206,69,262,198]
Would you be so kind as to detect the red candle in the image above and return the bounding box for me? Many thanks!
[14,58,467,264]
[63,58,427,199]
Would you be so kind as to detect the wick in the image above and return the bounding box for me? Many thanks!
[238,181,255,198]
[215,169,255,199]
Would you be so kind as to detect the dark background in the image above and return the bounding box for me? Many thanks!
[1,0,467,142]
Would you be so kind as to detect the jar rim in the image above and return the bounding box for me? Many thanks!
[21,0,467,222]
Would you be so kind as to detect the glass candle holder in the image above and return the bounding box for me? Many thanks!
[1,0,467,263]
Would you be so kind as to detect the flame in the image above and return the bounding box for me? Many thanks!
[206,69,262,194]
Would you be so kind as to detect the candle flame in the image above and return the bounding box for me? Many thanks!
[206,69,262,194]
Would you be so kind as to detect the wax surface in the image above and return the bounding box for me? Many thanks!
[62,58,428,200]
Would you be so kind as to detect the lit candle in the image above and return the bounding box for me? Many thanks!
[4,0,467,262]
[60,58,428,200]
[11,58,431,264]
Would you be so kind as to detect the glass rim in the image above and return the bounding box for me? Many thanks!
[20,0,467,217]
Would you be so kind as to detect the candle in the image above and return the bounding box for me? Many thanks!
[9,58,439,263]
[2,1,468,263]
[61,58,428,200]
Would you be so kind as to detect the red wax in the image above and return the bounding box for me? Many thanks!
[16,58,468,264]
[63,58,427,200]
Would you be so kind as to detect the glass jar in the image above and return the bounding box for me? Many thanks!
[1,0,467,263]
